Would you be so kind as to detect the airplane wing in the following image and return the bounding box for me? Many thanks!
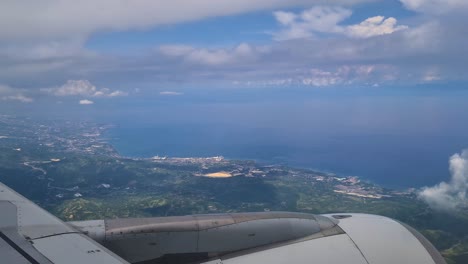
[1,181,446,264]
[0,182,129,264]
[201,214,447,264]
[71,213,446,264]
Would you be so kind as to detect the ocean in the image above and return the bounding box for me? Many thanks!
[105,120,467,189]
[51,86,468,189]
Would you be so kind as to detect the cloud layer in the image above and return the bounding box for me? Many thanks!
[0,1,467,101]
[272,6,352,40]
[346,16,408,38]
[43,80,127,97]
[160,91,184,96]
[0,0,373,40]
[0,84,33,103]
[272,7,407,40]
[419,149,468,210]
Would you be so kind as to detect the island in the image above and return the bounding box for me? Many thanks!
[0,114,467,264]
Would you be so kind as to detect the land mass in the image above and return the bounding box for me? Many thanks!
[0,114,467,264]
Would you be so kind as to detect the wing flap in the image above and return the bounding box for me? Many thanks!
[32,233,129,264]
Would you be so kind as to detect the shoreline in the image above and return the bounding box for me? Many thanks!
[100,124,410,191]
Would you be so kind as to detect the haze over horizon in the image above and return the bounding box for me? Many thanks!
[1,0,468,211]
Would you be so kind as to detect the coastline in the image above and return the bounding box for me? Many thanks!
[101,124,409,191]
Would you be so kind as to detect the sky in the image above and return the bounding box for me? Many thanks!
[1,0,468,210]
[0,0,467,104]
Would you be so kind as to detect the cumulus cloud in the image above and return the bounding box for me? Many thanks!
[419,149,468,211]
[301,65,376,86]
[43,80,127,97]
[302,68,345,86]
[274,11,297,26]
[273,7,407,40]
[0,2,466,91]
[346,16,408,38]
[159,43,265,65]
[235,65,383,87]
[0,84,33,103]
[160,91,184,96]
[0,2,376,87]
[83,16,460,88]
[272,6,352,40]
[300,65,379,86]
[79,99,94,105]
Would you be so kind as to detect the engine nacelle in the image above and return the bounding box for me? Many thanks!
[69,212,340,263]
[69,212,446,264]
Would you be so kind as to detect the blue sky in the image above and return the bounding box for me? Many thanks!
[84,1,414,52]
[86,11,277,51]
[1,0,468,204]
[0,0,467,105]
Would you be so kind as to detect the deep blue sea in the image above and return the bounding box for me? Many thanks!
[16,85,467,189]
[105,113,468,189]
[94,87,468,189]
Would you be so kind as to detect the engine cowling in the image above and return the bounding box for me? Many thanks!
[69,212,446,264]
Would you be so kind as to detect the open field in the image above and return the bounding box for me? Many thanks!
[203,171,233,178]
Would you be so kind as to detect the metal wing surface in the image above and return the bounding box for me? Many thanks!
[200,214,446,264]
[0,182,129,264]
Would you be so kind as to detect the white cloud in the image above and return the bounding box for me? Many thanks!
[300,6,351,33]
[43,80,127,97]
[108,90,128,97]
[419,149,468,211]
[301,65,379,87]
[160,91,184,96]
[400,21,440,52]
[47,80,97,96]
[400,0,468,14]
[93,88,128,97]
[302,68,344,86]
[273,6,352,40]
[422,68,442,82]
[235,65,382,87]
[0,84,12,95]
[186,49,234,65]
[0,2,375,86]
[90,15,462,88]
[273,8,407,40]
[160,43,263,65]
[274,11,297,26]
[0,3,465,91]
[2,94,34,103]
[346,16,408,38]
[0,84,33,103]
[0,0,372,40]
[301,65,378,86]
[79,99,94,105]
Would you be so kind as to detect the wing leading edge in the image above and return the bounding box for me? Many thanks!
[0,181,447,264]
[0,182,129,264]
